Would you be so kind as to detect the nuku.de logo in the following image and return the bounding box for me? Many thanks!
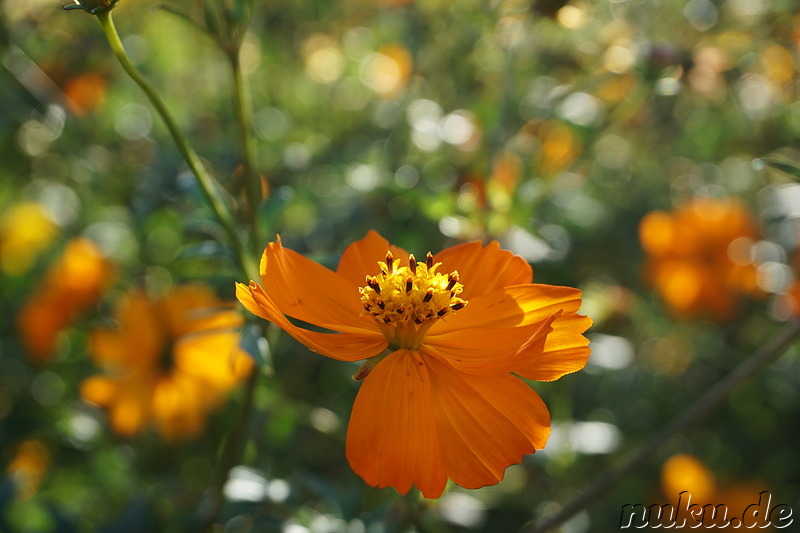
[619,491,793,529]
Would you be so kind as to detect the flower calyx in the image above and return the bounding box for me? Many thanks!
[64,0,119,15]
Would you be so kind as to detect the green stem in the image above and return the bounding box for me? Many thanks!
[97,11,258,281]
[227,46,262,254]
[521,317,800,533]
[198,368,260,533]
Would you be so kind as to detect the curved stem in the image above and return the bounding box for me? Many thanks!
[97,11,258,281]
[521,317,800,533]
[227,47,262,254]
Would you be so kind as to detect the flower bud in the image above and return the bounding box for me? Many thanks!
[63,0,119,15]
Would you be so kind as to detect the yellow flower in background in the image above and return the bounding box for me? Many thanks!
[17,238,115,364]
[6,439,51,501]
[237,231,591,498]
[639,198,763,321]
[0,202,57,276]
[81,285,253,441]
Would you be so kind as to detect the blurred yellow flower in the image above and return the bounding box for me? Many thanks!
[639,198,762,321]
[17,238,115,364]
[6,439,51,501]
[0,202,57,276]
[81,285,253,441]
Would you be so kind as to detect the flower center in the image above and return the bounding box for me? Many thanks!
[359,251,467,347]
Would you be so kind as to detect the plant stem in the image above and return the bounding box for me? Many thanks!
[96,11,258,281]
[227,46,262,254]
[522,317,800,533]
[199,368,260,533]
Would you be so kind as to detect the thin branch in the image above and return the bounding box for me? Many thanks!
[522,317,800,533]
[97,11,259,281]
[227,46,262,254]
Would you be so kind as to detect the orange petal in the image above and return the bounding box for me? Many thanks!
[236,282,387,361]
[88,329,129,367]
[152,376,207,441]
[336,230,408,287]
[107,379,153,438]
[515,313,592,381]
[423,315,557,375]
[161,284,242,338]
[346,349,551,498]
[118,290,164,368]
[346,349,447,498]
[260,238,379,333]
[434,241,532,299]
[174,330,253,391]
[424,354,550,489]
[432,284,582,333]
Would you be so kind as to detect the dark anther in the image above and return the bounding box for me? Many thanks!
[377,300,385,309]
[423,289,434,303]
[446,272,459,291]
[364,303,372,311]
[409,254,417,274]
[386,251,394,272]
[414,315,425,324]
[405,278,413,293]
[396,306,405,314]
[437,308,448,317]
[384,317,392,324]
[451,302,465,311]
[426,252,434,269]
[367,277,381,294]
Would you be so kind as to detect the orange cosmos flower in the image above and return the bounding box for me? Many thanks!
[236,231,591,498]
[17,238,114,364]
[640,198,762,321]
[81,285,253,441]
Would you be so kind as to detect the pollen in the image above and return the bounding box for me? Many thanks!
[360,251,467,329]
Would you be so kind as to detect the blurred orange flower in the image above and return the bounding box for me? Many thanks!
[657,454,771,529]
[237,231,591,498]
[63,72,108,116]
[81,285,253,441]
[17,238,114,364]
[639,198,762,321]
[6,439,51,500]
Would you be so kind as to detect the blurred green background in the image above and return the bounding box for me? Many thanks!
[1,0,799,531]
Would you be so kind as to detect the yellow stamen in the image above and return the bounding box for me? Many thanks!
[359,251,467,348]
